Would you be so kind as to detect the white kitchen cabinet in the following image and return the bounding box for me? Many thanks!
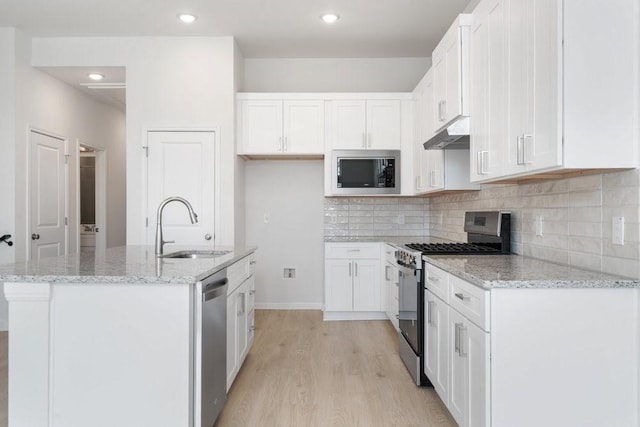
[470,0,638,182]
[431,14,472,131]
[329,99,401,150]
[448,307,490,427]
[383,244,399,331]
[412,69,434,194]
[324,243,385,320]
[226,253,256,391]
[424,289,449,405]
[238,97,325,156]
[469,0,507,182]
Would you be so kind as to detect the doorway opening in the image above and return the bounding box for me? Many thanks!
[78,144,107,252]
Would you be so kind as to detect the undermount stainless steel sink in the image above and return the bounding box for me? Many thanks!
[161,250,232,259]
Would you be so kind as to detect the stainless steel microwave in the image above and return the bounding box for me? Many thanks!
[331,150,401,195]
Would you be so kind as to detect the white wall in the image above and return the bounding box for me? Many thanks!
[31,36,239,247]
[245,160,324,309]
[243,57,431,92]
[0,29,17,267]
[233,41,246,247]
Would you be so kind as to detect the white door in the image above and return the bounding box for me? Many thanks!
[146,131,216,248]
[29,130,67,260]
[324,259,353,311]
[352,259,381,311]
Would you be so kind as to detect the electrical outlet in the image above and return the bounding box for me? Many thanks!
[283,268,296,279]
[612,216,625,245]
[535,215,544,236]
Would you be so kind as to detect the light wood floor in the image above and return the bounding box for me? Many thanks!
[217,310,455,427]
[0,312,455,427]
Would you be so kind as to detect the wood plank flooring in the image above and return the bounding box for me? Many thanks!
[0,312,454,427]
[217,310,455,427]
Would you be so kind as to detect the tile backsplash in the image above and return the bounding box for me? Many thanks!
[428,169,640,278]
[324,169,640,278]
[324,197,430,238]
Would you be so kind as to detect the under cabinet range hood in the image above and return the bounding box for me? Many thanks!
[423,116,470,150]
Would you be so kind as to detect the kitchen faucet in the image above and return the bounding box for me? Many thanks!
[155,196,198,255]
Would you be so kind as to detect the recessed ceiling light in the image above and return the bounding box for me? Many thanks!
[321,13,340,24]
[87,73,104,81]
[178,13,197,24]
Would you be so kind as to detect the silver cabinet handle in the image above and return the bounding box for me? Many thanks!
[354,262,358,277]
[278,136,283,151]
[459,325,467,357]
[476,151,482,175]
[478,151,489,175]
[385,265,390,281]
[455,292,468,301]
[349,262,352,277]
[522,134,533,165]
[441,100,447,122]
[427,301,433,326]
[347,249,361,252]
[454,323,461,354]
[283,136,288,152]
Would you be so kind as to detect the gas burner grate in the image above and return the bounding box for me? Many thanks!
[405,242,502,255]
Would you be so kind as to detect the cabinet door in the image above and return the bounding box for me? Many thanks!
[283,100,325,154]
[466,321,490,427]
[425,291,450,405]
[330,100,367,149]
[352,259,382,311]
[366,100,401,149]
[425,150,445,191]
[470,3,489,182]
[226,292,239,390]
[432,53,447,129]
[507,0,560,175]
[414,70,434,193]
[240,100,283,154]
[325,259,354,311]
[237,283,249,362]
[443,29,462,123]
[448,308,466,426]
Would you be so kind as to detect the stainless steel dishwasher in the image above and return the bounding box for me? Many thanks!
[196,268,228,427]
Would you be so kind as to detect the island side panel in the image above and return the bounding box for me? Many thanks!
[4,282,52,427]
[490,287,639,427]
[49,283,193,427]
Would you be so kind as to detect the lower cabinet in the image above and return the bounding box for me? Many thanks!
[424,262,490,427]
[226,253,256,391]
[424,289,449,405]
[324,243,384,320]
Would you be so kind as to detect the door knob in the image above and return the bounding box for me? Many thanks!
[31,233,40,240]
[204,234,212,241]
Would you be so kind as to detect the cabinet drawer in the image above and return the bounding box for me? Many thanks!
[326,243,381,259]
[424,263,449,302]
[246,275,256,313]
[449,274,490,331]
[228,254,251,294]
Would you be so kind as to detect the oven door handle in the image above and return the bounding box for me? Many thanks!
[395,263,418,276]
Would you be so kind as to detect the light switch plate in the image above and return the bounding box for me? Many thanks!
[612,216,625,245]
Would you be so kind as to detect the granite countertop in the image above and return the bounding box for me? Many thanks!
[324,236,453,245]
[0,245,257,285]
[424,254,640,289]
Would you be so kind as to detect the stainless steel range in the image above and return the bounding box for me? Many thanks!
[394,211,511,386]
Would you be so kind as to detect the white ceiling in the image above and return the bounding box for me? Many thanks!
[1,0,475,58]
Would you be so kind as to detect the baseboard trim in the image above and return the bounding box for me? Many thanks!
[323,311,389,321]
[254,302,323,310]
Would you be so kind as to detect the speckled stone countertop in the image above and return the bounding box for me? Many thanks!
[324,236,453,245]
[0,245,257,285]
[424,254,640,289]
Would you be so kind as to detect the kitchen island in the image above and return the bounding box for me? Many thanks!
[0,245,257,427]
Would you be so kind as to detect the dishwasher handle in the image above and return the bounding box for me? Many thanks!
[203,278,228,301]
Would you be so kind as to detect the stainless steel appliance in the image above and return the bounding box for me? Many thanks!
[394,211,511,386]
[331,150,400,195]
[197,269,228,427]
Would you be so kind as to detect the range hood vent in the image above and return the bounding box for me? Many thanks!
[423,116,470,150]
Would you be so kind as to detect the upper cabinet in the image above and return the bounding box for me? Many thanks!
[432,14,472,131]
[470,0,639,182]
[237,96,325,157]
[329,99,402,150]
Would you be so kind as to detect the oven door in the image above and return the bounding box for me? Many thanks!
[397,263,420,354]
